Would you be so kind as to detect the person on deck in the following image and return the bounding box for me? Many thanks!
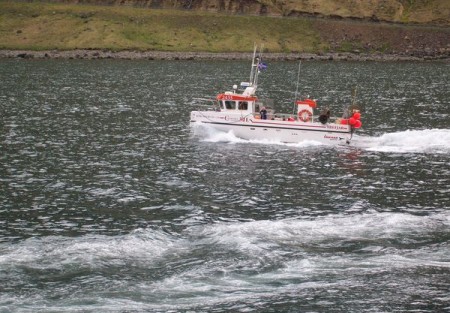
[319,108,330,124]
[260,107,267,120]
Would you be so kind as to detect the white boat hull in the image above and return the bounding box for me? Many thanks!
[191,111,353,145]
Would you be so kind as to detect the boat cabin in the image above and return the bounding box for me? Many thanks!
[216,92,257,114]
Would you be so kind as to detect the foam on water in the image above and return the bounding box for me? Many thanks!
[0,228,178,271]
[2,212,448,277]
[193,124,450,153]
[355,129,450,154]
[1,211,449,311]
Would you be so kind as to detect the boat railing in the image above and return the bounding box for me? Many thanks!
[253,112,299,121]
[272,113,298,121]
[328,116,341,123]
[252,113,343,124]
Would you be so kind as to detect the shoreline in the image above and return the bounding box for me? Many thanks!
[0,49,448,62]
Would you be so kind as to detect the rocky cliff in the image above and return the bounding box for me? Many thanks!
[21,0,450,25]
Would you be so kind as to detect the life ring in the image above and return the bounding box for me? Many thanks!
[298,109,312,122]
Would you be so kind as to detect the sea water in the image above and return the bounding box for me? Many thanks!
[0,59,449,312]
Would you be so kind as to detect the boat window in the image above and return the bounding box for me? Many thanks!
[225,101,235,109]
[238,101,248,110]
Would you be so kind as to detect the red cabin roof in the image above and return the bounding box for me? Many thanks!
[217,93,257,101]
[296,99,317,108]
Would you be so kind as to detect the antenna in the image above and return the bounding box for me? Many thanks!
[351,86,358,106]
[293,61,301,115]
[343,85,358,118]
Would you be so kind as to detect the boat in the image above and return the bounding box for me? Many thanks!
[190,46,362,145]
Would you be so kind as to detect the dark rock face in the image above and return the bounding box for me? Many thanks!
[313,19,450,57]
[33,0,450,26]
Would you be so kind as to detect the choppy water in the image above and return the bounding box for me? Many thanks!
[0,59,449,312]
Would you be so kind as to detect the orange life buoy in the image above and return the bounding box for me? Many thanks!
[298,109,312,122]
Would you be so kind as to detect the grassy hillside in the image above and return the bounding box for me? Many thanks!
[0,1,324,52]
[0,1,448,55]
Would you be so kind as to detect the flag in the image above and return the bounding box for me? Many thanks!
[258,62,267,71]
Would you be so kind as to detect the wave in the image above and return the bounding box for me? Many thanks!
[355,129,450,154]
[1,212,448,271]
[1,212,448,311]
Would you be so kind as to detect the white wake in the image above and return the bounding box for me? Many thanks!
[354,129,450,154]
[193,124,450,153]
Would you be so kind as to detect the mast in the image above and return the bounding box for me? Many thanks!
[249,45,257,86]
[248,44,262,89]
[292,61,301,115]
[242,44,263,96]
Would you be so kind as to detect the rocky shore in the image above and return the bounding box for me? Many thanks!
[1,49,449,62]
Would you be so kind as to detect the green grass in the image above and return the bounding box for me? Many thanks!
[0,1,326,52]
[1,1,447,54]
